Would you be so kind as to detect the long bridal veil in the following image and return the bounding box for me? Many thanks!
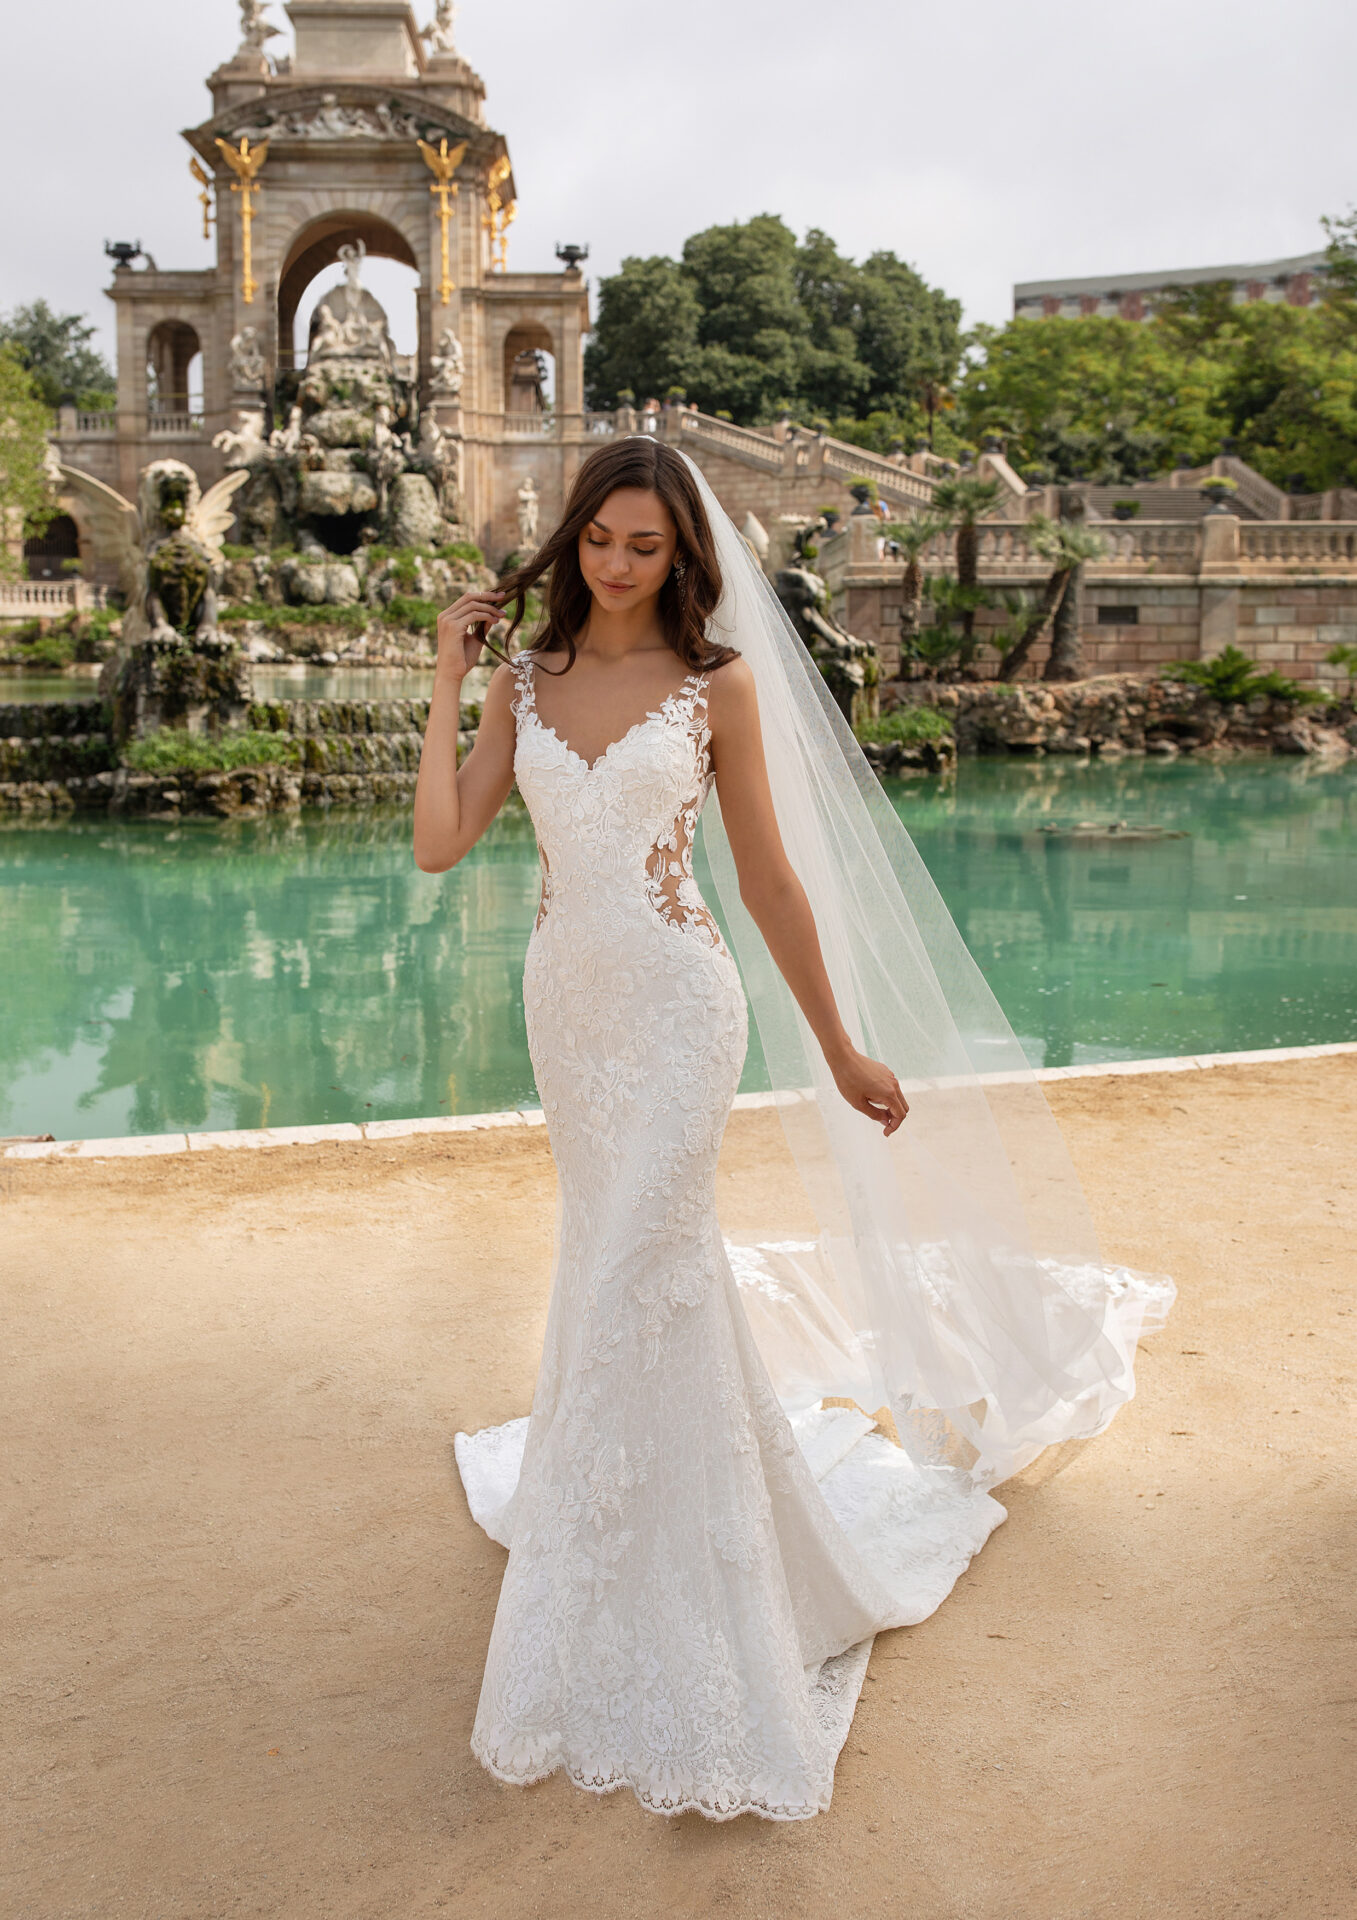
[684,451,1174,1488]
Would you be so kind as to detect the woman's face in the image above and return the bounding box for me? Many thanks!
[577,487,678,615]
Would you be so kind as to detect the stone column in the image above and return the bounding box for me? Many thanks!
[1198,513,1241,659]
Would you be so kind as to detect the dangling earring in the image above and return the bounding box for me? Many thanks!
[673,553,688,600]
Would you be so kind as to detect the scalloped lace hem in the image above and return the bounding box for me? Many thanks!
[471,1741,832,1823]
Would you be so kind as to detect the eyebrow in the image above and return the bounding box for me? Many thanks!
[589,518,665,538]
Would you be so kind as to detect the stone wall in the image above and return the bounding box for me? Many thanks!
[890,676,1357,759]
[822,515,1357,688]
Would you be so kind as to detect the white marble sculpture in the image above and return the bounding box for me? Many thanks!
[212,408,270,469]
[229,326,266,388]
[422,1,457,55]
[430,328,464,398]
[238,0,278,53]
[516,474,540,547]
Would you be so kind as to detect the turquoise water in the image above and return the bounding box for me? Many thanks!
[2,756,1353,1140]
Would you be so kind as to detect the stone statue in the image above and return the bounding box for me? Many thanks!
[516,475,540,548]
[239,0,278,53]
[429,328,464,398]
[212,408,270,469]
[229,325,266,389]
[774,558,878,726]
[58,457,252,738]
[421,0,457,55]
[269,404,304,454]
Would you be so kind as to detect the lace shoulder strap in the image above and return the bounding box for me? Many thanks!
[508,651,537,727]
[671,671,712,775]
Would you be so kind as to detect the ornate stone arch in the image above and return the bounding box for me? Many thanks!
[276,205,423,367]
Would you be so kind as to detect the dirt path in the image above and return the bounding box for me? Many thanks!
[3,1057,1354,1920]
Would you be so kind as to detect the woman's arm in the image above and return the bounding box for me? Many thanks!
[412,591,516,873]
[707,659,908,1136]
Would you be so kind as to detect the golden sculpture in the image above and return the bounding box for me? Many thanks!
[214,136,269,304]
[483,154,515,273]
[188,157,214,242]
[417,136,468,304]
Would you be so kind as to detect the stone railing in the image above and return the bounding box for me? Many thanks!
[1239,522,1357,564]
[500,412,557,439]
[675,412,787,473]
[848,515,1357,585]
[146,411,203,437]
[580,405,939,502]
[76,411,117,436]
[0,579,107,621]
[818,440,935,508]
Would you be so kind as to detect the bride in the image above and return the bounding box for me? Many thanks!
[412,438,1172,1822]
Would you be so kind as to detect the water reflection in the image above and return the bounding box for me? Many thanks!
[893,756,1357,1068]
[1,756,1353,1138]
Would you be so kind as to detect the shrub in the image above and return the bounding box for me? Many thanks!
[383,594,440,634]
[3,628,75,668]
[856,705,953,745]
[219,601,370,632]
[122,729,301,773]
[438,541,485,565]
[1163,644,1322,705]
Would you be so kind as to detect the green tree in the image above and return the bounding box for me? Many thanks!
[584,217,962,429]
[882,515,945,653]
[582,254,701,406]
[930,475,1001,653]
[0,300,115,412]
[994,516,1104,680]
[0,349,59,579]
[855,251,961,418]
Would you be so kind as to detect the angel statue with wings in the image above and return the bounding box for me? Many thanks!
[59,457,251,739]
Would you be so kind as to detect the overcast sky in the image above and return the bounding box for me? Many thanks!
[3,0,1351,368]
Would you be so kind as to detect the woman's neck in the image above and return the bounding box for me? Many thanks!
[576,595,668,664]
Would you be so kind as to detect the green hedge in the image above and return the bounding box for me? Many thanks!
[855,705,954,745]
[122,729,302,773]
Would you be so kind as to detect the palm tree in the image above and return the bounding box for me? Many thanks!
[931,476,1001,587]
[996,515,1105,681]
[883,515,945,660]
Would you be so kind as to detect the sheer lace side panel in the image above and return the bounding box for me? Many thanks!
[644,676,726,952]
[508,653,536,728]
[535,845,552,930]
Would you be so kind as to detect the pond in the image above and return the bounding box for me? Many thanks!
[2,756,1354,1140]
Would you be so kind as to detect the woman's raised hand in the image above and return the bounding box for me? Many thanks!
[436,589,506,681]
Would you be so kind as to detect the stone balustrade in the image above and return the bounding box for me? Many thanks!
[0,580,108,622]
[146,412,204,437]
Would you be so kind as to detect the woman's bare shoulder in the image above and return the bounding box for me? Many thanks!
[704,653,757,717]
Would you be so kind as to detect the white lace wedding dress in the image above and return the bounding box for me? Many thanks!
[453,656,1006,1822]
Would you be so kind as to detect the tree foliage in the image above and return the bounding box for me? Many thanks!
[0,349,59,577]
[0,300,115,412]
[584,217,961,432]
[958,235,1357,493]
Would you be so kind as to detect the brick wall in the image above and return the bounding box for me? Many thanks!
[838,575,1357,685]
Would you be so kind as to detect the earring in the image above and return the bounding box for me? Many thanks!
[673,553,688,598]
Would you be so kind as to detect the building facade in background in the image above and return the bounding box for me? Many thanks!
[1013,251,1328,322]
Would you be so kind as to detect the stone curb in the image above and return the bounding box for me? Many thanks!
[4,1042,1354,1163]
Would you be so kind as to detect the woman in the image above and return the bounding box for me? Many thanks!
[413,438,1171,1822]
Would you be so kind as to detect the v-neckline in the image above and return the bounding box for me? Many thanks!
[523,665,703,775]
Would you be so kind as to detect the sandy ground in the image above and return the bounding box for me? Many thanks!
[2,1055,1354,1920]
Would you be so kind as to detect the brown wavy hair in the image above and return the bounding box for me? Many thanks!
[499,437,736,672]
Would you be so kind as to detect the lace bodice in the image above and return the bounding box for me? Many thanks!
[510,655,725,950]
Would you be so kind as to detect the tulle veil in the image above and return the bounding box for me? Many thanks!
[682,450,1174,1488]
